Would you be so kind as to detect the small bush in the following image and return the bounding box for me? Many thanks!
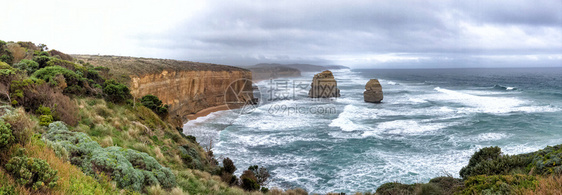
[460,146,532,178]
[5,154,59,191]
[0,185,16,195]
[0,54,13,64]
[461,174,537,195]
[35,105,51,115]
[39,115,53,126]
[13,59,40,74]
[527,145,562,175]
[32,66,81,88]
[0,120,14,148]
[428,176,463,194]
[1,107,35,144]
[32,56,51,68]
[178,145,204,170]
[376,182,416,195]
[248,165,270,186]
[103,79,131,103]
[223,157,236,174]
[240,170,260,191]
[141,94,169,117]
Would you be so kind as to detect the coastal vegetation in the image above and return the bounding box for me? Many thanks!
[0,40,303,195]
[375,145,562,195]
[3,40,562,194]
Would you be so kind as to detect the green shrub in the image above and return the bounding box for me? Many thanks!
[13,59,40,74]
[103,79,131,103]
[240,170,260,191]
[36,105,52,115]
[5,154,59,191]
[223,158,236,174]
[43,122,176,192]
[32,55,51,68]
[0,61,13,70]
[248,165,270,186]
[45,58,76,71]
[0,54,13,64]
[0,185,16,195]
[1,107,34,145]
[178,145,204,170]
[460,146,532,179]
[39,115,54,126]
[460,174,537,195]
[141,94,169,116]
[527,145,562,175]
[32,66,82,87]
[376,182,416,195]
[34,51,50,57]
[0,120,14,148]
[428,176,463,194]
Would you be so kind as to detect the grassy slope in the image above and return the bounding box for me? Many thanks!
[73,55,249,84]
[0,97,257,195]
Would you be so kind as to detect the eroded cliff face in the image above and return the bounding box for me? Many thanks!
[129,70,253,123]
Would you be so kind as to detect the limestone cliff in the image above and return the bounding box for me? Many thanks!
[74,55,253,124]
[129,70,253,121]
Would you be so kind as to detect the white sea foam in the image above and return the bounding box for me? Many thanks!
[228,133,325,147]
[472,132,509,142]
[329,105,377,131]
[433,87,534,114]
[375,120,447,135]
[319,148,477,193]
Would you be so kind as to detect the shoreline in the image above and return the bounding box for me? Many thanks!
[185,105,232,121]
[184,72,324,122]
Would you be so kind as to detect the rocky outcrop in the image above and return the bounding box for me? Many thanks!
[308,70,340,98]
[364,79,383,103]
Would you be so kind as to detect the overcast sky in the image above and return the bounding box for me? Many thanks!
[1,0,561,68]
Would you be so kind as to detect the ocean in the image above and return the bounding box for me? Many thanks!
[183,67,562,193]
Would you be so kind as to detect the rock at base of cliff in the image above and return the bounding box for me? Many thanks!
[308,70,341,98]
[364,79,383,103]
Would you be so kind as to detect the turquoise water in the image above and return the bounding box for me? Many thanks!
[183,68,562,193]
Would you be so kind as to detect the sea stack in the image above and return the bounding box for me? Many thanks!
[364,79,383,103]
[308,70,341,98]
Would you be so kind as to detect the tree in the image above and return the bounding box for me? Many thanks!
[240,170,260,191]
[248,165,270,186]
[13,59,40,74]
[37,43,48,51]
[141,94,169,116]
[223,158,236,174]
[103,79,131,103]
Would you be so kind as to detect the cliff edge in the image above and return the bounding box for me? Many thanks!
[74,55,253,124]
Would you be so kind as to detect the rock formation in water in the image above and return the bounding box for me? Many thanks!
[308,70,341,98]
[364,79,383,103]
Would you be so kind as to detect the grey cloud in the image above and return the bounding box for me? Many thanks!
[137,0,562,67]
